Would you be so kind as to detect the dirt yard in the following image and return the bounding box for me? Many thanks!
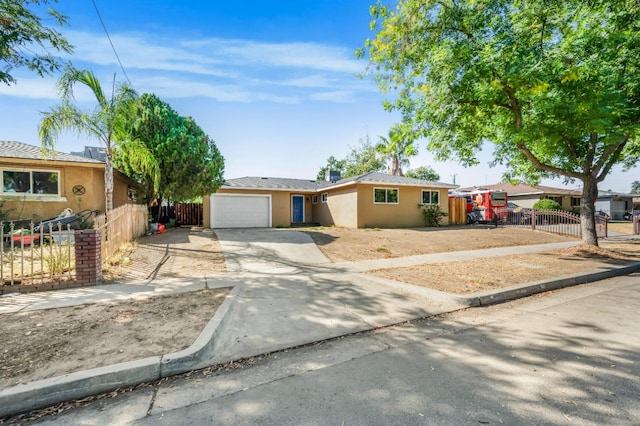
[1,224,638,392]
[303,225,640,294]
[0,227,228,389]
[303,226,577,262]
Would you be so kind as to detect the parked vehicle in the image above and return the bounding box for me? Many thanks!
[623,211,639,221]
[451,189,508,224]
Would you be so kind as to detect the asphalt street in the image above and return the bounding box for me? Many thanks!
[26,273,640,425]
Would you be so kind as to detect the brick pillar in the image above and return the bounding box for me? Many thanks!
[74,229,103,285]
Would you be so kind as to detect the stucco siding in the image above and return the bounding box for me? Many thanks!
[313,187,357,227]
[357,184,447,228]
[1,161,133,222]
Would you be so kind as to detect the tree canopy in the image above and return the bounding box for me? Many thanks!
[405,165,440,182]
[40,66,136,212]
[632,180,640,194]
[375,124,418,176]
[0,0,72,85]
[116,93,225,201]
[316,135,386,181]
[360,0,640,245]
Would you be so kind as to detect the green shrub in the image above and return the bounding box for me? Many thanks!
[420,204,448,227]
[533,199,562,210]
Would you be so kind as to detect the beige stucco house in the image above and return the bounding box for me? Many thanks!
[1,141,139,223]
[203,172,457,229]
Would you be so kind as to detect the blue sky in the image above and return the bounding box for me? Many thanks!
[0,0,634,192]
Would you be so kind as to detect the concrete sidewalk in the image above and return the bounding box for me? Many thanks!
[1,229,639,418]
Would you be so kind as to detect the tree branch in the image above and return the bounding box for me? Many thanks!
[559,132,581,163]
[596,136,629,183]
[516,140,584,180]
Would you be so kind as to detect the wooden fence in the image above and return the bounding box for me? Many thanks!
[448,197,468,225]
[94,204,148,263]
[157,202,203,226]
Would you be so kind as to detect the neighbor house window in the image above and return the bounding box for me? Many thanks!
[1,169,60,195]
[321,193,328,203]
[544,196,563,205]
[421,190,440,205]
[374,188,399,204]
[570,197,581,207]
[312,195,318,204]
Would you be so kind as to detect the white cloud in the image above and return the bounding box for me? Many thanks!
[0,78,58,100]
[139,77,300,104]
[310,91,357,103]
[7,29,371,105]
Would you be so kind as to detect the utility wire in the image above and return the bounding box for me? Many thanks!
[91,0,132,86]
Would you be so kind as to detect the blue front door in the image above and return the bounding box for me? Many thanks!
[292,195,304,223]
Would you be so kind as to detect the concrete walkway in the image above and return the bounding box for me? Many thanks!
[1,228,639,418]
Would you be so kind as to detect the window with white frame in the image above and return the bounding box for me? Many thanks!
[421,190,440,205]
[374,188,399,204]
[312,194,318,204]
[1,169,60,195]
[321,193,328,203]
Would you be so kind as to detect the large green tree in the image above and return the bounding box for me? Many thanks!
[631,181,640,194]
[317,135,386,180]
[405,165,440,182]
[375,124,418,176]
[0,0,72,85]
[40,66,137,212]
[316,156,346,181]
[360,0,640,245]
[116,93,225,201]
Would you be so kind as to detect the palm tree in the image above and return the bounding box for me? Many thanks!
[39,66,137,212]
[376,125,418,176]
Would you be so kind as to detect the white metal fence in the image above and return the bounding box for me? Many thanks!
[1,221,77,287]
[1,205,147,291]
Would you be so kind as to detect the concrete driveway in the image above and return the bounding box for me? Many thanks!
[214,228,332,273]
[208,228,464,364]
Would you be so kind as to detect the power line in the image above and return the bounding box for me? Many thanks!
[91,0,132,86]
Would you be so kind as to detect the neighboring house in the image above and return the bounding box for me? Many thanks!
[0,141,139,222]
[595,190,638,220]
[203,172,457,229]
[457,183,582,212]
[70,146,107,162]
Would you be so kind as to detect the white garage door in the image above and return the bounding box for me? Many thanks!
[211,194,271,228]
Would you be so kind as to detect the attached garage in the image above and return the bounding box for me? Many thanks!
[210,194,271,228]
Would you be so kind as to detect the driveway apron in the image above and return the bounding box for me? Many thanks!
[210,229,464,364]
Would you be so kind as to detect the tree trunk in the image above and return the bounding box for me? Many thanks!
[105,150,114,213]
[580,176,599,246]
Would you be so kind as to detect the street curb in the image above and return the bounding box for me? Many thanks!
[3,263,639,419]
[460,262,640,307]
[0,286,239,419]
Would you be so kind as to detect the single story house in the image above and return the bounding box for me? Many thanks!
[203,172,457,228]
[1,141,139,223]
[595,190,638,220]
[457,183,582,212]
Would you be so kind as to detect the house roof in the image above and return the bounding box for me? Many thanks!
[0,141,103,164]
[222,172,457,192]
[222,176,333,192]
[69,146,107,162]
[331,171,457,189]
[597,189,637,198]
[457,182,581,196]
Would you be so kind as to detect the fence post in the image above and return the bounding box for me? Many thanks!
[634,215,639,235]
[74,229,103,285]
[531,209,536,231]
